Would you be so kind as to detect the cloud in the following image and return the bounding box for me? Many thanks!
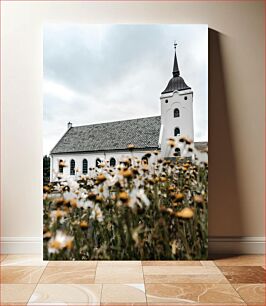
[43,24,208,154]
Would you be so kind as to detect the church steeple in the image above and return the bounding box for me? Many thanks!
[160,42,194,156]
[161,42,191,94]
[173,42,180,77]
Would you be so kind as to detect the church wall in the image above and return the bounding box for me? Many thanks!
[50,150,157,181]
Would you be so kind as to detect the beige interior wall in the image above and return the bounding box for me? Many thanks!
[1,1,265,241]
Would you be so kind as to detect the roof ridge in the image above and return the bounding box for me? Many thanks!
[72,115,160,129]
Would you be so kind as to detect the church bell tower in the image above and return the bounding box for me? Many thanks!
[159,43,194,157]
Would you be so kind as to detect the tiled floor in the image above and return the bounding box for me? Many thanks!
[0,255,265,305]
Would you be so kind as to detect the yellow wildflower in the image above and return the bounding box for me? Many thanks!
[119,191,129,203]
[96,195,103,202]
[49,240,61,250]
[120,169,133,178]
[175,193,184,201]
[97,174,106,183]
[176,207,194,219]
[167,137,176,148]
[193,194,204,204]
[80,221,89,230]
[127,144,135,151]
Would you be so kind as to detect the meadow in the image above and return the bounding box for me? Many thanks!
[43,137,208,260]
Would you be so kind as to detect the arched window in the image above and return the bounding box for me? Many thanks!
[58,159,64,173]
[70,159,75,175]
[174,127,180,137]
[110,157,116,167]
[82,159,88,174]
[96,158,101,168]
[174,108,180,118]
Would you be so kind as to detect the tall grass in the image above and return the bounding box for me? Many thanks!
[43,138,208,260]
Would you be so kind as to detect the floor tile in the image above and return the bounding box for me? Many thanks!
[27,284,102,305]
[2,304,27,306]
[143,265,229,284]
[1,254,48,267]
[1,284,36,304]
[145,283,245,304]
[142,261,202,266]
[214,255,265,267]
[144,274,229,284]
[233,283,266,303]
[39,266,96,284]
[101,284,146,304]
[143,265,222,275]
[101,304,146,306]
[48,260,97,267]
[143,265,221,275]
[200,260,216,266]
[1,266,45,284]
[219,266,265,283]
[98,260,142,266]
[95,265,144,283]
[146,304,247,306]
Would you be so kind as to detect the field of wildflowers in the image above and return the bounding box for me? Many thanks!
[43,137,208,260]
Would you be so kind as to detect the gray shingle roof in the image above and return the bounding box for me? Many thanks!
[51,116,161,154]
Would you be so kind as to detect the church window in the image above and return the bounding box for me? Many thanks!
[96,158,101,168]
[174,108,180,117]
[82,159,88,174]
[110,157,116,167]
[70,159,75,175]
[165,99,168,103]
[174,127,180,136]
[184,96,187,100]
[58,160,64,173]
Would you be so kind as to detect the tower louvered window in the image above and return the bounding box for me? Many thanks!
[174,127,180,136]
[175,148,181,156]
[174,108,180,118]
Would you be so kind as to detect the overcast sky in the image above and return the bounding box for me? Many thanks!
[43,24,208,155]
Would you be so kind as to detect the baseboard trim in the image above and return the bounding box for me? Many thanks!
[208,236,265,255]
[1,237,42,254]
[0,236,265,255]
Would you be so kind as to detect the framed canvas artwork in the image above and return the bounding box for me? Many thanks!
[43,24,208,260]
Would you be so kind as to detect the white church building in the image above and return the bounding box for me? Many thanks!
[50,45,207,181]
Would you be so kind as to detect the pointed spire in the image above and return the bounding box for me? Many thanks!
[173,41,180,77]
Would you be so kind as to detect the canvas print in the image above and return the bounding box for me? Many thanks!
[43,24,208,260]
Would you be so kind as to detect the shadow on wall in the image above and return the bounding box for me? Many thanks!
[208,29,243,239]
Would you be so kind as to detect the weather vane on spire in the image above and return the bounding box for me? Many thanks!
[174,40,177,50]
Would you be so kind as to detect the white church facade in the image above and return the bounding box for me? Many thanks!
[50,46,206,182]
